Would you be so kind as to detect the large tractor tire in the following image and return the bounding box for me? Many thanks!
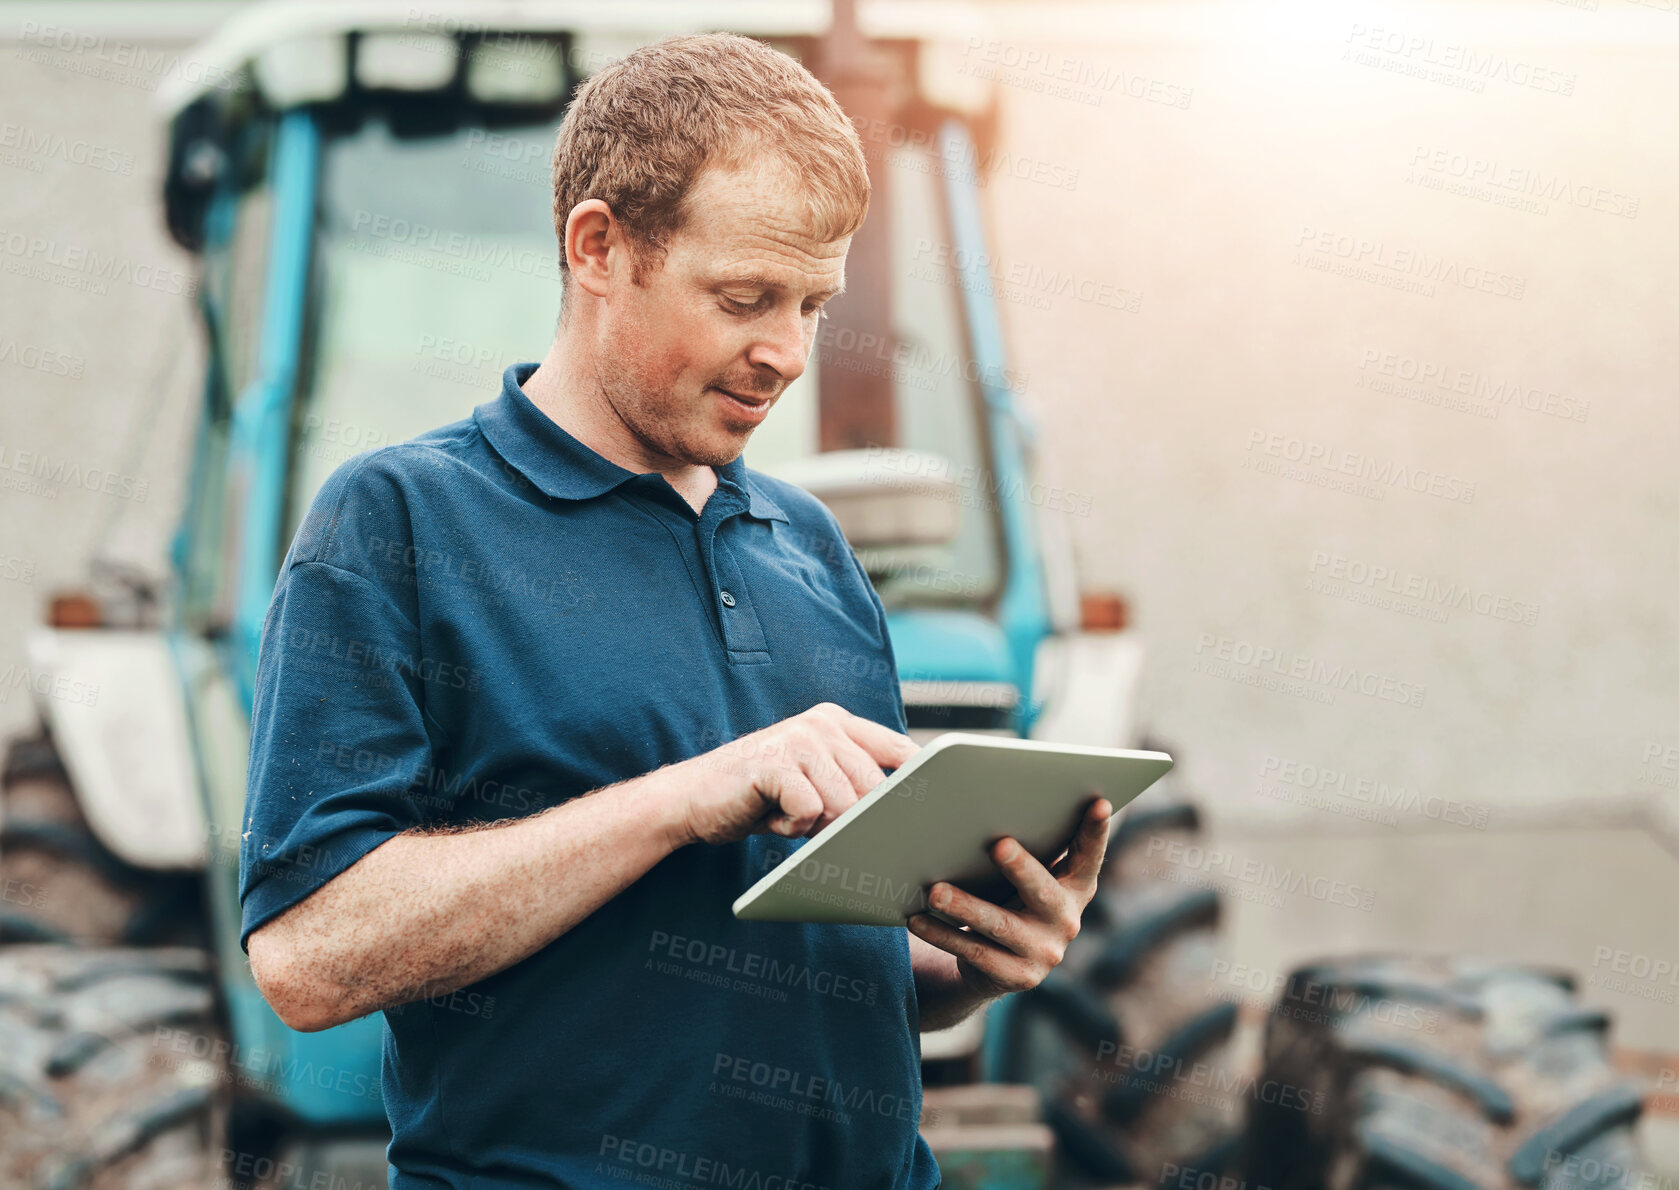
[1241,955,1650,1190]
[997,747,1247,1190]
[0,733,203,949]
[0,943,228,1189]
[0,734,229,1187]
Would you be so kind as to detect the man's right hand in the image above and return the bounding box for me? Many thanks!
[674,703,920,847]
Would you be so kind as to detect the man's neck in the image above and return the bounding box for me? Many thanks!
[520,335,718,515]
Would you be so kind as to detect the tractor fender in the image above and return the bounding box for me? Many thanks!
[1027,629,1147,748]
[22,628,207,870]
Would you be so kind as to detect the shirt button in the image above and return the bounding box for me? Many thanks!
[720,590,736,608]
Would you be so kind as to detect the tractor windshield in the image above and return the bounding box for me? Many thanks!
[286,115,1001,607]
[284,113,561,533]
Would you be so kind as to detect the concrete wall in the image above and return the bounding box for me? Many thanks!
[969,1,1679,1051]
[0,18,205,725]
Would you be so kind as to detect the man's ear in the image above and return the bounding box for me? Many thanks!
[563,199,617,299]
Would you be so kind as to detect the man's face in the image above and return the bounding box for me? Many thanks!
[588,158,850,468]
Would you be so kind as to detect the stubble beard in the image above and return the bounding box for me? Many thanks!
[596,354,748,470]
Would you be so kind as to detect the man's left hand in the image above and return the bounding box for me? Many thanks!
[906,796,1113,999]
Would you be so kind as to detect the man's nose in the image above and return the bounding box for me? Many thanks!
[745,303,810,384]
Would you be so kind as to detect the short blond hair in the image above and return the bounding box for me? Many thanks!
[550,32,870,288]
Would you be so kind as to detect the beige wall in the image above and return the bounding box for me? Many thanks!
[969,2,1679,1049]
[0,25,204,735]
[979,3,1673,822]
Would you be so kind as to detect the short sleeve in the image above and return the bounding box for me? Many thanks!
[237,557,434,953]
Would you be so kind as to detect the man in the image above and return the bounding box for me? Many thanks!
[240,32,1111,1189]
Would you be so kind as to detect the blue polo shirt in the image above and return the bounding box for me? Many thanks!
[240,362,941,1190]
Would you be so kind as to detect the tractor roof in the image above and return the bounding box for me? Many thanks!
[153,0,1004,120]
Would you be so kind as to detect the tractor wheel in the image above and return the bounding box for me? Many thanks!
[1240,955,1650,1190]
[1,733,203,948]
[999,770,1246,1190]
[0,942,229,1189]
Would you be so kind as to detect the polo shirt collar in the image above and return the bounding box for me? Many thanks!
[475,362,788,523]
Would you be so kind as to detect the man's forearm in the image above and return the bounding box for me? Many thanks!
[910,933,1000,1033]
[249,765,691,1032]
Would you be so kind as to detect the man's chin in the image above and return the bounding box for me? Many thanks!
[681,425,754,469]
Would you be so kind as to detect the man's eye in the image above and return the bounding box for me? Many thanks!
[722,295,762,314]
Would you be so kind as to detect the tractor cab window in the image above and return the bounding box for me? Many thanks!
[283,113,563,540]
[183,119,273,634]
[745,142,1004,609]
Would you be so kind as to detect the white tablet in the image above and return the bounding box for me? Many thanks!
[732,733,1173,926]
